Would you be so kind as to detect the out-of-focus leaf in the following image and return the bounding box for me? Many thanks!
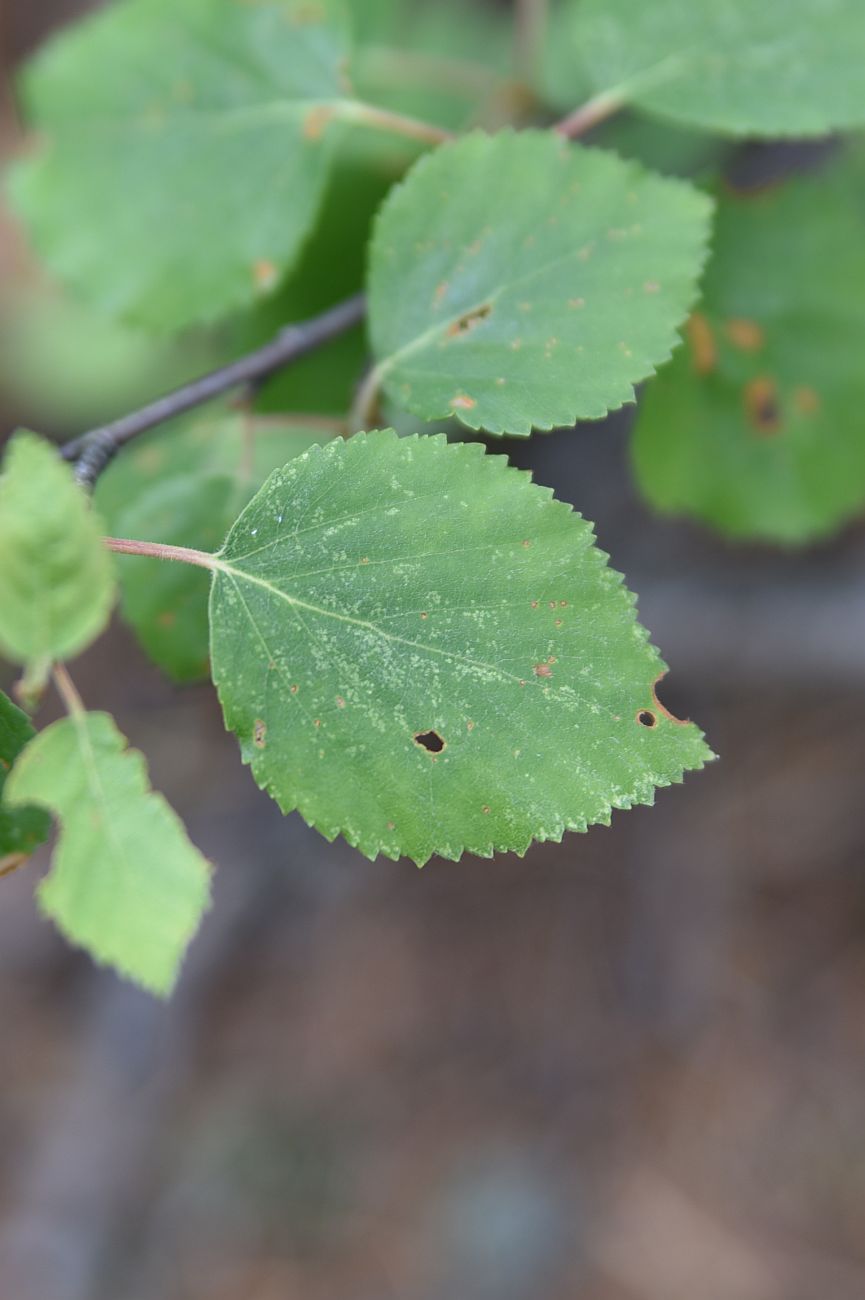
[633,149,865,543]
[10,0,351,331]
[567,0,865,137]
[0,690,50,873]
[0,433,115,667]
[5,709,211,995]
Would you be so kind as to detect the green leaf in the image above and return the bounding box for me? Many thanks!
[568,0,865,137]
[0,689,51,872]
[367,131,712,435]
[209,430,711,865]
[0,433,115,667]
[4,709,211,995]
[633,150,865,543]
[9,0,351,331]
[96,414,334,682]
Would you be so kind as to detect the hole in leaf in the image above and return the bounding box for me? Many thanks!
[414,730,446,754]
[651,673,689,726]
[636,710,657,729]
[448,303,492,337]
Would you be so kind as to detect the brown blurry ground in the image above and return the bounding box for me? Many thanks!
[1,4,864,1299]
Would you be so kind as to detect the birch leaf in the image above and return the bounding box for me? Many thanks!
[10,0,351,331]
[633,149,865,542]
[0,690,50,872]
[569,0,865,138]
[209,430,711,864]
[368,131,712,435]
[0,433,115,667]
[4,710,211,995]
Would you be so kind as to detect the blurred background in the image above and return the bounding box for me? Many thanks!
[1,3,864,1298]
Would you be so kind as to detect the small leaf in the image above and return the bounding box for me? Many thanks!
[95,415,335,681]
[209,431,711,865]
[567,0,865,137]
[0,432,115,667]
[633,149,865,542]
[368,131,712,435]
[10,0,351,331]
[4,710,211,995]
[0,689,51,872]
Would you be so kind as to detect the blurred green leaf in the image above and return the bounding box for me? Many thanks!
[209,430,711,865]
[368,131,712,435]
[0,433,115,667]
[633,149,865,543]
[567,0,865,137]
[5,709,211,995]
[0,690,50,872]
[10,0,351,331]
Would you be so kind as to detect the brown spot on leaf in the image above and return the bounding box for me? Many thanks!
[336,696,346,709]
[725,318,765,352]
[253,259,278,291]
[156,611,176,629]
[414,730,446,754]
[482,805,491,815]
[793,385,820,415]
[534,663,554,679]
[253,719,267,749]
[744,376,781,435]
[303,105,335,140]
[467,720,475,732]
[687,312,717,375]
[636,709,657,728]
[447,303,492,337]
[451,395,477,411]
[420,611,429,620]
[290,684,299,694]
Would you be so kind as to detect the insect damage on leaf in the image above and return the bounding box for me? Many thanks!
[208,430,712,865]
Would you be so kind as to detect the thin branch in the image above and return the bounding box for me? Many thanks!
[555,89,625,139]
[338,100,454,146]
[63,293,367,487]
[104,538,217,570]
[347,364,385,436]
[52,663,86,718]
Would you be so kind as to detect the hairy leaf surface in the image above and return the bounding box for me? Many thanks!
[0,433,115,666]
[4,711,211,995]
[0,690,50,872]
[209,431,711,864]
[568,0,865,137]
[10,0,351,331]
[368,132,712,435]
[633,151,865,542]
[96,415,334,681]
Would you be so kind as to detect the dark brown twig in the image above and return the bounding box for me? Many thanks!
[63,293,367,487]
